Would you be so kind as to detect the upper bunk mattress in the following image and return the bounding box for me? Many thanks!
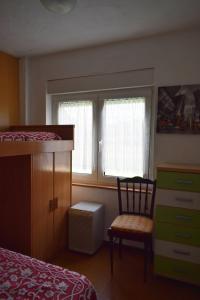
[0,131,61,141]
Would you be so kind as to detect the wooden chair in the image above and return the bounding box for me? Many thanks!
[107,176,156,281]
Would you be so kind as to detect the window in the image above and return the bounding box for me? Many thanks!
[58,101,93,174]
[102,97,145,177]
[52,88,152,185]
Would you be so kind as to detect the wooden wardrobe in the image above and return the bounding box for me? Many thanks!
[0,125,74,261]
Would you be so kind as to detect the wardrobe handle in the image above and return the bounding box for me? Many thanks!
[54,197,58,210]
[49,199,54,212]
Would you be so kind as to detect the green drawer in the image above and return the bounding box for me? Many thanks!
[155,255,200,285]
[155,223,200,246]
[156,206,200,228]
[157,171,200,192]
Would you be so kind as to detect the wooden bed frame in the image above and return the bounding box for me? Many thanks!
[0,125,74,261]
[0,125,74,157]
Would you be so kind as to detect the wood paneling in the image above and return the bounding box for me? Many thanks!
[157,163,200,174]
[0,140,74,157]
[0,52,19,127]
[54,151,71,253]
[31,153,54,261]
[0,155,31,254]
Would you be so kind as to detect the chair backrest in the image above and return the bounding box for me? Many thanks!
[117,176,156,219]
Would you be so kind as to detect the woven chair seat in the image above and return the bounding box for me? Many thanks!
[111,214,153,234]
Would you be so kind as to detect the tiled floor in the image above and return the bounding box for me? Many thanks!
[52,244,200,300]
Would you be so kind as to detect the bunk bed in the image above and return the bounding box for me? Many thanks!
[0,125,74,261]
[0,125,97,299]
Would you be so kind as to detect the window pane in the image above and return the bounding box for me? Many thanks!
[102,98,145,177]
[58,101,93,174]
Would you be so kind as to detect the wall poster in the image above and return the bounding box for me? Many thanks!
[157,84,200,133]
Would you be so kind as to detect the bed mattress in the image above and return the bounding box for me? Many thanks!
[0,131,61,141]
[0,247,97,300]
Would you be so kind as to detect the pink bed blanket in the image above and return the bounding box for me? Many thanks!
[0,131,61,141]
[0,247,97,300]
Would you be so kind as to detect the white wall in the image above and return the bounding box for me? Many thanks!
[23,28,200,239]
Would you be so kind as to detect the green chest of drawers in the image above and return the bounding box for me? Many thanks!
[155,163,200,286]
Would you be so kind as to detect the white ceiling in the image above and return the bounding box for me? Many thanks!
[1,0,200,57]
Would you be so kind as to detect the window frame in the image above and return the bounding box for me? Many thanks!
[97,87,153,185]
[52,92,98,184]
[51,87,154,185]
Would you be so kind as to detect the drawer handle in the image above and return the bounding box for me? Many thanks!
[175,232,192,239]
[176,179,193,185]
[172,267,187,274]
[175,197,193,203]
[175,215,192,222]
[173,249,191,256]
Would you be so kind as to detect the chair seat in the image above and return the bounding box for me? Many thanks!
[111,214,153,234]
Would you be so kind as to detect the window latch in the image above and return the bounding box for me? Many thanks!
[98,140,103,153]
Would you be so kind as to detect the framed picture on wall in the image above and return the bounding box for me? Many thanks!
[157,84,200,133]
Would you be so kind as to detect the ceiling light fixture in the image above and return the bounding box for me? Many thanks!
[40,0,77,14]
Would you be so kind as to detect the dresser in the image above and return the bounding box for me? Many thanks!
[154,163,200,286]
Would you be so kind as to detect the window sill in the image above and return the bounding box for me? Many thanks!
[72,182,152,194]
[72,182,117,191]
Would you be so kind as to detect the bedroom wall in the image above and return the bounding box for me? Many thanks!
[0,52,19,128]
[22,28,200,238]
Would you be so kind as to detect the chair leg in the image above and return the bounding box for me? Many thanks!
[119,238,122,259]
[144,241,149,282]
[109,234,114,275]
[150,238,154,262]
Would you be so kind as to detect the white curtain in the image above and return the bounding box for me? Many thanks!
[58,101,93,174]
[102,97,146,177]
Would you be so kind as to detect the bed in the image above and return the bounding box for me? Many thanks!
[0,125,74,261]
[0,247,97,300]
[0,125,74,157]
[0,130,62,141]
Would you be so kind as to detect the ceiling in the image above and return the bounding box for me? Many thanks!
[1,0,200,57]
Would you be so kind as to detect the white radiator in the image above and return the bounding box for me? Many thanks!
[68,202,104,254]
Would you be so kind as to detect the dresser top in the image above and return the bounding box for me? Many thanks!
[157,163,200,174]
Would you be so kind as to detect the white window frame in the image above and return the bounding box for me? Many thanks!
[97,87,153,185]
[52,92,98,184]
[51,87,153,185]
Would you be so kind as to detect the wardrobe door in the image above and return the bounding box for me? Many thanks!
[31,152,54,261]
[0,155,31,254]
[53,151,71,254]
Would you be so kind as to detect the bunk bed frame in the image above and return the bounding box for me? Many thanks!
[0,125,74,157]
[0,125,74,261]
